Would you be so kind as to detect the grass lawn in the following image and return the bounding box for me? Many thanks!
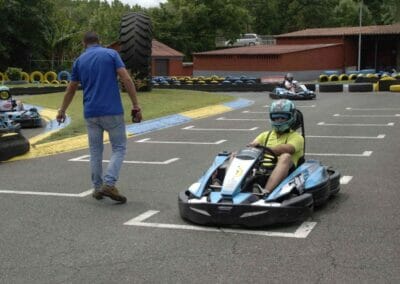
[21,89,234,143]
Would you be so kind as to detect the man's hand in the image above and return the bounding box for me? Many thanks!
[56,109,66,125]
[131,106,142,123]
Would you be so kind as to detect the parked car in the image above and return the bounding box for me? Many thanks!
[225,33,261,47]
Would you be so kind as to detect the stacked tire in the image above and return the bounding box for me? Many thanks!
[119,13,153,92]
[0,133,30,161]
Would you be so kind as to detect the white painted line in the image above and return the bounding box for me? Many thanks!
[346,107,400,111]
[264,104,316,108]
[0,188,94,197]
[318,122,394,126]
[307,134,385,139]
[334,114,400,117]
[68,154,90,161]
[217,117,265,121]
[182,125,258,131]
[124,210,317,238]
[136,138,226,145]
[307,151,372,157]
[340,176,353,185]
[69,155,180,165]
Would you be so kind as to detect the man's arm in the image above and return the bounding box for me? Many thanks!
[56,81,78,123]
[270,144,295,156]
[117,67,139,108]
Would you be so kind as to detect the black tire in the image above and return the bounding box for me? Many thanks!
[319,84,343,92]
[348,83,373,92]
[0,133,30,161]
[119,12,153,92]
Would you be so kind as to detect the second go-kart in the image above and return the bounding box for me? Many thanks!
[270,83,316,100]
[0,86,42,128]
[178,109,340,228]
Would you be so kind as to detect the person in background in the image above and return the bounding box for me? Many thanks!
[56,31,142,204]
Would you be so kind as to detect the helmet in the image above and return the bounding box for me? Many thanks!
[269,99,296,133]
[285,73,294,82]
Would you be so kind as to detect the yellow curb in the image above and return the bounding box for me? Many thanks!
[181,105,232,119]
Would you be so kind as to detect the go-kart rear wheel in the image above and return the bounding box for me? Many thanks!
[0,133,30,161]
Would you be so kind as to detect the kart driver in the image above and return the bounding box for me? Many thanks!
[283,73,297,93]
[248,99,304,196]
[0,86,24,112]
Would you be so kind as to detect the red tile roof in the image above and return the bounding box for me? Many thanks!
[276,23,400,37]
[152,39,183,57]
[194,44,341,56]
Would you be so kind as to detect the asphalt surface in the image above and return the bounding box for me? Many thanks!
[1,91,399,283]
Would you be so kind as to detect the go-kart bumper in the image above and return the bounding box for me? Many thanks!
[16,117,42,128]
[269,90,316,100]
[178,192,313,228]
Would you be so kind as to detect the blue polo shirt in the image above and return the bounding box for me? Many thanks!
[71,45,125,118]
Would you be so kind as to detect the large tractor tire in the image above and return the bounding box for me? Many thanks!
[119,12,153,92]
[0,133,30,161]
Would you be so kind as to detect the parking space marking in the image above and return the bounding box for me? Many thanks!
[346,107,400,111]
[124,210,317,238]
[334,114,400,117]
[318,122,394,126]
[136,138,226,145]
[68,155,180,165]
[216,117,265,121]
[0,189,93,197]
[308,151,372,157]
[307,134,385,139]
[340,176,353,184]
[182,125,258,131]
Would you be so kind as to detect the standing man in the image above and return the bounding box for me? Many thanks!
[56,31,142,204]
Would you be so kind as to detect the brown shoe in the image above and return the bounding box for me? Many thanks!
[92,189,104,200]
[99,185,127,203]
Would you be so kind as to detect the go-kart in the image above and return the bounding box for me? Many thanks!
[270,83,316,100]
[178,110,340,228]
[0,86,42,128]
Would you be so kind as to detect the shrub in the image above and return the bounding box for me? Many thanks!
[5,67,22,81]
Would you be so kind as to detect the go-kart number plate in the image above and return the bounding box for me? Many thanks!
[222,159,254,194]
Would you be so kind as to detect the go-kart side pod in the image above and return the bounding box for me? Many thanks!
[178,191,313,228]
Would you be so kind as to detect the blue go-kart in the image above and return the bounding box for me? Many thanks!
[178,110,340,227]
[270,83,316,100]
[0,86,42,128]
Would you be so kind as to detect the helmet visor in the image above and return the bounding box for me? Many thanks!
[270,112,291,121]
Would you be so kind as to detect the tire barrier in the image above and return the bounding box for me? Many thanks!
[0,133,30,161]
[51,80,60,85]
[348,83,373,92]
[349,74,358,80]
[0,72,9,82]
[319,84,343,92]
[328,74,339,82]
[304,84,316,91]
[319,74,328,82]
[60,80,69,84]
[44,71,57,82]
[339,74,349,81]
[21,72,29,82]
[30,71,44,83]
[389,85,400,92]
[43,80,50,84]
[120,12,153,92]
[366,73,379,79]
[57,70,71,81]
[377,78,399,91]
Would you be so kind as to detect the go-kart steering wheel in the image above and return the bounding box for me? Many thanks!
[254,145,278,168]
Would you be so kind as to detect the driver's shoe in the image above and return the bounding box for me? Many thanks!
[99,185,127,204]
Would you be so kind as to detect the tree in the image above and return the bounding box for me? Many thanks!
[333,0,374,27]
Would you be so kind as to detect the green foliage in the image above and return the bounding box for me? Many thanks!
[5,67,22,81]
[0,0,398,67]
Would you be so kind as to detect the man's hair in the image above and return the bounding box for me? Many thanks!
[83,31,99,45]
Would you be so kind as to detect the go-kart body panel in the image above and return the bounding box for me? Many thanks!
[0,109,42,128]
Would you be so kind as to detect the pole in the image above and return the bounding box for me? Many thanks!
[357,0,363,71]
